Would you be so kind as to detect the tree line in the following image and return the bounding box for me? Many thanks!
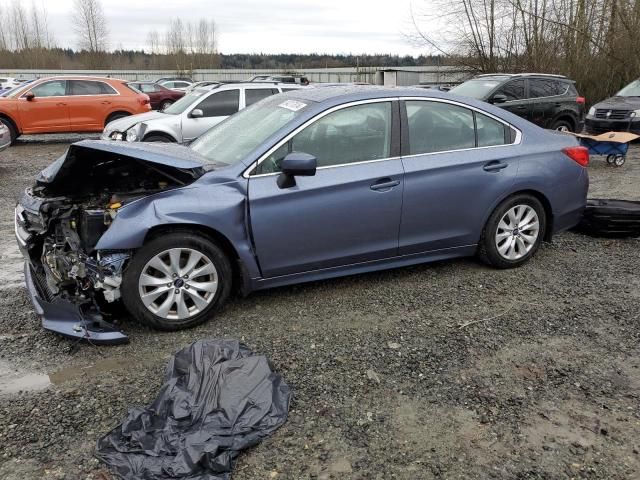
[411,0,640,103]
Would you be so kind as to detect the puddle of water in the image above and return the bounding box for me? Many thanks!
[0,230,25,291]
[48,357,132,385]
[0,360,50,396]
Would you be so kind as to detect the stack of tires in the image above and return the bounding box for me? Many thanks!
[577,199,640,237]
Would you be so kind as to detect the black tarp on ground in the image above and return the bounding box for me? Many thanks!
[576,199,640,237]
[96,339,291,480]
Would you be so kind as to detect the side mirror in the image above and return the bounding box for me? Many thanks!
[490,93,507,104]
[190,108,203,118]
[25,92,35,101]
[277,152,317,189]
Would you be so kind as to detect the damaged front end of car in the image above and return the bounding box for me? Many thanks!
[15,140,206,344]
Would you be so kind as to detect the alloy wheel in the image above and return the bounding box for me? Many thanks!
[495,205,540,260]
[138,248,219,320]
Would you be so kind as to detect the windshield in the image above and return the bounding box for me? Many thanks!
[450,78,505,99]
[163,90,207,114]
[190,95,311,167]
[616,79,640,97]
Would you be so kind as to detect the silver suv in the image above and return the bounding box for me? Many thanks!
[102,83,306,144]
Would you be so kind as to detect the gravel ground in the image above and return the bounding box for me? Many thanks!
[0,135,639,480]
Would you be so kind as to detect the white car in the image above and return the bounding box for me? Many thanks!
[0,77,21,90]
[102,83,307,144]
[0,123,10,151]
[158,80,193,92]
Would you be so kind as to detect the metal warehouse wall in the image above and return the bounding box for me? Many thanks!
[0,66,471,86]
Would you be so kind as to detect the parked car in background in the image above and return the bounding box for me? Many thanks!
[128,81,185,110]
[18,86,589,343]
[0,77,21,90]
[103,83,306,144]
[0,76,151,144]
[585,79,640,134]
[450,73,585,132]
[249,74,309,85]
[0,123,10,152]
[158,80,193,92]
[155,76,193,84]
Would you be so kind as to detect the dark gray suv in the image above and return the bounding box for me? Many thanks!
[450,74,585,132]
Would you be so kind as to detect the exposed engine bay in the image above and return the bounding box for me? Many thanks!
[15,141,205,344]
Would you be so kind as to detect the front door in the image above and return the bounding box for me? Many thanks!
[18,80,70,133]
[492,79,530,121]
[182,89,240,142]
[248,101,404,278]
[399,99,519,254]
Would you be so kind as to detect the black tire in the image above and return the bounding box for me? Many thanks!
[160,100,173,111]
[122,232,232,331]
[614,155,625,167]
[550,119,574,133]
[606,154,615,165]
[0,117,18,144]
[144,134,174,143]
[478,194,547,269]
[105,112,130,127]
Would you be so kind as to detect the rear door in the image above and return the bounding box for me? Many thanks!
[248,100,404,278]
[527,78,562,127]
[399,99,519,254]
[181,89,240,142]
[18,80,70,133]
[245,87,278,107]
[66,80,118,130]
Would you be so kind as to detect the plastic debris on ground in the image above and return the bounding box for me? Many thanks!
[576,199,640,237]
[96,339,291,480]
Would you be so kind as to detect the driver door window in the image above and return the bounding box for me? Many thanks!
[28,80,67,98]
[195,90,240,117]
[495,80,525,102]
[256,102,392,174]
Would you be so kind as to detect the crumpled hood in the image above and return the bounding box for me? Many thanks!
[37,140,208,184]
[593,96,640,111]
[104,110,170,134]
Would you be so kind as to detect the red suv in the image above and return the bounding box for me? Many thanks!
[127,82,185,111]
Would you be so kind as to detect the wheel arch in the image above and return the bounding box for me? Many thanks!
[105,110,132,126]
[143,223,250,295]
[142,130,177,142]
[550,112,578,131]
[485,189,554,242]
[0,112,20,136]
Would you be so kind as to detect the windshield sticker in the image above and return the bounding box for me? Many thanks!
[278,100,307,112]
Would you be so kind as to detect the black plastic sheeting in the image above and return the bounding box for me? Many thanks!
[96,339,291,480]
[576,199,640,237]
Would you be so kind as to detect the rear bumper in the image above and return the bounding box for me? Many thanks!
[24,261,129,345]
[585,117,640,135]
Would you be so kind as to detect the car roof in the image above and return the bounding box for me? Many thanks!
[27,75,128,83]
[476,73,570,80]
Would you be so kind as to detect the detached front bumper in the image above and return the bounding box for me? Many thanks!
[16,207,129,345]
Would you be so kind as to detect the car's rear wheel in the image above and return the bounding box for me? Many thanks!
[160,100,173,111]
[122,232,232,331]
[105,112,130,127]
[478,194,547,268]
[550,119,574,133]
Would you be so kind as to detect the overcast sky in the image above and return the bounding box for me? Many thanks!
[35,0,427,55]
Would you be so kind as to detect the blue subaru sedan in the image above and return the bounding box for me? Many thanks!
[15,86,589,343]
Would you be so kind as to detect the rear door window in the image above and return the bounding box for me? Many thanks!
[476,112,507,147]
[496,80,525,101]
[195,89,240,117]
[245,88,278,106]
[406,101,475,154]
[30,80,67,97]
[69,80,116,95]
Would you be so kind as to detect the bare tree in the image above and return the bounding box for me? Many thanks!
[71,0,108,66]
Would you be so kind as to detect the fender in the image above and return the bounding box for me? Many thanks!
[95,176,262,279]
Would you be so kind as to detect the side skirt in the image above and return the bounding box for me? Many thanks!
[250,244,477,291]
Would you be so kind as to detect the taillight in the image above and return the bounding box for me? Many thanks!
[562,146,589,167]
[576,96,585,104]
[138,95,150,106]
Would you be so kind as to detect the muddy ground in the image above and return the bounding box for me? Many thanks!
[0,136,639,480]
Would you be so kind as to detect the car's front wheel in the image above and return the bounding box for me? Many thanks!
[478,194,547,268]
[122,232,232,330]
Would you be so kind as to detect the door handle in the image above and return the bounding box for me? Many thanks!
[101,101,111,105]
[370,178,400,191]
[515,106,527,110]
[483,161,509,172]
[56,102,66,107]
